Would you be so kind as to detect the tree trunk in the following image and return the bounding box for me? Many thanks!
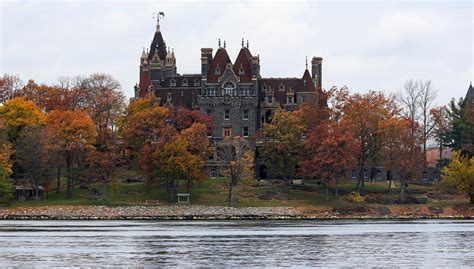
[325,184,329,201]
[387,178,392,193]
[228,184,234,207]
[34,178,39,200]
[66,154,73,199]
[470,193,474,204]
[400,178,407,203]
[56,166,61,193]
[356,164,364,192]
[282,160,289,193]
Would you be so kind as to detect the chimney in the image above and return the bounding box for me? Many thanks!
[201,48,213,77]
[311,57,323,89]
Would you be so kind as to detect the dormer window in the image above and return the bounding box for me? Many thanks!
[194,79,200,86]
[215,66,221,75]
[182,79,188,86]
[279,84,285,92]
[170,79,176,87]
[287,96,294,104]
[239,67,245,75]
[267,96,273,104]
[223,81,235,96]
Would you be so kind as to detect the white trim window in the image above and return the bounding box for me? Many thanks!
[224,109,230,120]
[242,126,249,137]
[242,109,249,120]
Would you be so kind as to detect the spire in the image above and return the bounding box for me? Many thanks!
[171,48,175,58]
[242,38,244,48]
[305,56,308,70]
[247,40,249,49]
[224,40,226,49]
[141,47,147,58]
[153,11,165,32]
[218,38,221,48]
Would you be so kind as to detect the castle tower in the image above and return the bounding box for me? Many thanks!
[311,57,323,89]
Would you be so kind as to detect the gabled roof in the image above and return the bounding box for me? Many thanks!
[466,82,473,101]
[148,30,167,61]
[233,47,253,83]
[207,47,232,83]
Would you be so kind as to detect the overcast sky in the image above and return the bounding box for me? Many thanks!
[1,0,472,104]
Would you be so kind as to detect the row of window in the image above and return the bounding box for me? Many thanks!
[351,170,382,180]
[206,109,250,120]
[222,127,249,138]
[207,88,252,96]
[206,126,250,138]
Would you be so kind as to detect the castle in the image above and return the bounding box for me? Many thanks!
[135,18,327,179]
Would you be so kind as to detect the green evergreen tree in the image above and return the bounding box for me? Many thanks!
[443,98,474,155]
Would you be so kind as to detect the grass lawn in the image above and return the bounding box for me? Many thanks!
[6,176,469,209]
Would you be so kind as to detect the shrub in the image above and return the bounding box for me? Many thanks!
[332,199,367,215]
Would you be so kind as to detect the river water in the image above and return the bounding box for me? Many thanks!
[0,219,473,267]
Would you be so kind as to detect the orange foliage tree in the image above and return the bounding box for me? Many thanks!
[45,110,96,199]
[0,97,45,141]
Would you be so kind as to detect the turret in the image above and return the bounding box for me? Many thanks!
[251,55,260,78]
[311,57,323,89]
[201,48,213,77]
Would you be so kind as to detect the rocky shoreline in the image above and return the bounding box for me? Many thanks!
[0,205,472,220]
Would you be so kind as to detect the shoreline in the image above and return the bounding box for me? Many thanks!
[0,205,472,220]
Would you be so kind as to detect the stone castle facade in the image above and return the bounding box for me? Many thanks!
[135,19,326,179]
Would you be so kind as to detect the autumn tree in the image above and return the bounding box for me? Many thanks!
[142,125,211,202]
[122,96,171,153]
[0,166,12,204]
[0,97,45,141]
[45,110,96,199]
[0,117,13,177]
[258,110,305,193]
[0,74,23,104]
[380,117,423,201]
[442,151,474,203]
[85,150,120,199]
[341,91,398,191]
[82,73,125,148]
[219,136,254,207]
[16,126,49,200]
[301,120,359,200]
[398,79,438,164]
[430,106,450,160]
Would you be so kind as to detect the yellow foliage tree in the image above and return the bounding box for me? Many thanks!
[0,97,45,141]
[442,151,474,204]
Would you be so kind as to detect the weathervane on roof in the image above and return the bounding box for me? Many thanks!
[153,11,165,23]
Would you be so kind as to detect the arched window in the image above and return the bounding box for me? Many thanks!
[223,81,235,96]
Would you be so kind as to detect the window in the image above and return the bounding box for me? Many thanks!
[170,79,176,87]
[182,79,188,86]
[151,70,160,82]
[433,171,439,180]
[224,109,230,120]
[239,67,245,75]
[376,171,382,180]
[242,110,249,120]
[241,88,251,96]
[210,168,217,179]
[422,171,428,180]
[206,109,212,116]
[242,126,249,137]
[351,170,357,179]
[287,96,294,104]
[194,79,200,86]
[215,66,221,75]
[208,88,216,96]
[167,92,172,103]
[223,82,235,96]
[206,127,212,138]
[363,170,368,179]
[223,127,231,138]
[267,96,273,104]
